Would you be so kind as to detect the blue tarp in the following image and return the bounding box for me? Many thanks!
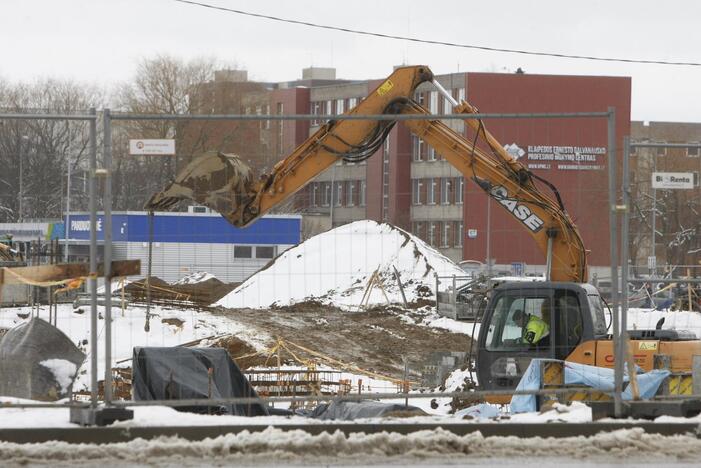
[510,359,671,413]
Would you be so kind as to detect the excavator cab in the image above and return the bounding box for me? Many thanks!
[476,281,607,392]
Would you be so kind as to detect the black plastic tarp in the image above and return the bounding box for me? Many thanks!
[309,399,427,420]
[0,318,85,400]
[132,347,268,416]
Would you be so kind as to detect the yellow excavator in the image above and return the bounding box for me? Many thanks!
[146,65,701,397]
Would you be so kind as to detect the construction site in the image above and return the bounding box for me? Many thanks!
[2,1,701,466]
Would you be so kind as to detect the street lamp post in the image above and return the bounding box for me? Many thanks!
[65,156,71,262]
[18,135,28,222]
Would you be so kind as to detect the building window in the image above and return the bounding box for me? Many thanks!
[427,146,437,161]
[349,97,359,109]
[455,221,463,247]
[442,221,451,247]
[694,171,700,187]
[334,181,343,207]
[441,178,452,205]
[455,177,464,204]
[322,182,331,207]
[688,146,699,158]
[657,146,666,156]
[360,180,366,206]
[234,245,252,259]
[412,179,423,205]
[311,101,323,126]
[428,221,438,246]
[429,91,438,114]
[456,88,465,102]
[346,181,355,206]
[263,104,270,130]
[276,102,284,156]
[336,98,345,114]
[415,92,425,105]
[311,183,319,207]
[412,221,424,239]
[413,136,424,162]
[427,178,437,205]
[256,246,275,259]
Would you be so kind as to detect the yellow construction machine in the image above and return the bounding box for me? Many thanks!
[146,65,701,399]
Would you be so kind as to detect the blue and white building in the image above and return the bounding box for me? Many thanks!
[65,211,302,283]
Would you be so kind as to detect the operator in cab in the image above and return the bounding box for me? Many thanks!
[512,309,550,345]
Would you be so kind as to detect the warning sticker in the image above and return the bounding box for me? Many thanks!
[638,341,658,351]
[377,79,394,96]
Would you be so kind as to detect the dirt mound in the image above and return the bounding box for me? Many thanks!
[213,305,471,380]
[124,276,238,306]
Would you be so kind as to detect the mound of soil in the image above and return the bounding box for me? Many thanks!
[124,276,239,306]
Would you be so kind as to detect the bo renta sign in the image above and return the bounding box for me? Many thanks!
[652,172,695,189]
[129,139,176,155]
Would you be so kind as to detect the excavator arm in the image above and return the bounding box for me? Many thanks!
[396,98,586,282]
[146,65,435,226]
[145,65,587,283]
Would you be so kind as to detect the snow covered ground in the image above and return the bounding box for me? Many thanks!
[0,303,269,392]
[217,220,465,310]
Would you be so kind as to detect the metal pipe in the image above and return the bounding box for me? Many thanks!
[486,196,492,276]
[431,79,459,107]
[64,153,71,262]
[0,111,612,122]
[621,136,631,375]
[0,113,98,121]
[18,135,28,222]
[630,278,701,284]
[651,154,657,277]
[103,108,113,404]
[545,236,554,281]
[88,108,98,409]
[0,385,616,409]
[109,387,616,407]
[107,111,611,122]
[606,107,623,417]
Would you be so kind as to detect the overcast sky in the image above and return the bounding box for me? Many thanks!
[2,0,701,122]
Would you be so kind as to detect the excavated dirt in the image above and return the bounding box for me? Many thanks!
[214,335,268,369]
[213,302,471,381]
[125,276,239,306]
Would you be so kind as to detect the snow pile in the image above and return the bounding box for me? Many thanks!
[217,220,465,310]
[39,359,78,393]
[625,308,701,338]
[174,271,218,285]
[510,401,592,423]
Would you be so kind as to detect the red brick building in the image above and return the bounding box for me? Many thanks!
[185,67,631,274]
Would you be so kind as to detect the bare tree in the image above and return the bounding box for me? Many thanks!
[0,79,102,222]
[113,54,267,211]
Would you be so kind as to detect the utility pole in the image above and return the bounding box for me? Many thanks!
[65,156,71,261]
[18,135,28,222]
[486,195,492,276]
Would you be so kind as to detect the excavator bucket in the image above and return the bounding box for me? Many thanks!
[144,151,256,225]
